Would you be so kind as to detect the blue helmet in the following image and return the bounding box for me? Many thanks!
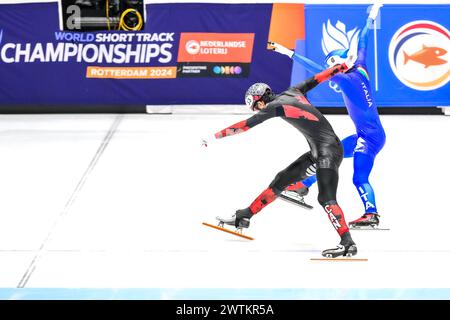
[325,48,349,67]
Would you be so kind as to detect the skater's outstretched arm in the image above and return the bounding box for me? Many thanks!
[357,3,383,63]
[268,41,324,74]
[215,107,278,139]
[293,63,350,94]
[292,53,325,75]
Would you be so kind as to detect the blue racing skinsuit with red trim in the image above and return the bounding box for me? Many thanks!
[215,63,355,244]
[291,17,386,215]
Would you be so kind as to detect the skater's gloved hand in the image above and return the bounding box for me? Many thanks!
[268,41,294,58]
[369,2,383,20]
[201,134,217,148]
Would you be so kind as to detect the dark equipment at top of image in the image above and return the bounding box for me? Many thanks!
[61,0,145,31]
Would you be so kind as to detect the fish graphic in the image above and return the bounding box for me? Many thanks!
[404,45,447,68]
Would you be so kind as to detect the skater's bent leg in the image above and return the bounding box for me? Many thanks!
[247,152,315,214]
[249,188,277,214]
[316,168,353,243]
[342,134,358,158]
[226,153,314,227]
[269,152,314,192]
[353,152,378,214]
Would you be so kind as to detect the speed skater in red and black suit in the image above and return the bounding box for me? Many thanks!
[207,62,357,258]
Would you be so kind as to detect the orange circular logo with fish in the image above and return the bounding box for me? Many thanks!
[389,20,450,91]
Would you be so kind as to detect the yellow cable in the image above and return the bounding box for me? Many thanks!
[118,9,143,31]
[106,0,110,31]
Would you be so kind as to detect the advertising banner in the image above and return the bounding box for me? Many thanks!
[0,3,448,108]
[0,2,293,106]
[299,4,450,107]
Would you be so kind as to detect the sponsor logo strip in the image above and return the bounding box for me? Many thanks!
[177,33,254,63]
[86,66,177,79]
[176,62,249,78]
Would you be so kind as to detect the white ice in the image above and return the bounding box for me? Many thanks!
[0,112,449,298]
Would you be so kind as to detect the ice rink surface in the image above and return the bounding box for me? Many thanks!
[0,112,449,299]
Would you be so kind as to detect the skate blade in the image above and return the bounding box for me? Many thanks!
[279,194,313,210]
[202,222,254,240]
[310,258,368,262]
[350,226,390,231]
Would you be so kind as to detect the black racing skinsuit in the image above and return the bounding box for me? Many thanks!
[216,63,354,242]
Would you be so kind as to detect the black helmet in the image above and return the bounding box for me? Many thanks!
[244,83,274,111]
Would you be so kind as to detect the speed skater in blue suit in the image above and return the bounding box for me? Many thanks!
[269,3,386,228]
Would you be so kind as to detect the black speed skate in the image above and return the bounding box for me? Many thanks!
[322,242,358,258]
[216,208,253,230]
[322,233,357,258]
[349,213,380,229]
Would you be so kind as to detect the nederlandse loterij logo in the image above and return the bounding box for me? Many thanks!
[389,20,450,91]
[185,40,200,55]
